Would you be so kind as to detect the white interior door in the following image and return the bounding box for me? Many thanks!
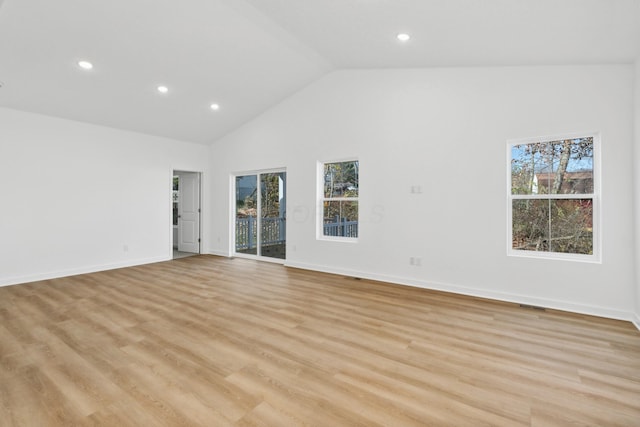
[178,172,200,253]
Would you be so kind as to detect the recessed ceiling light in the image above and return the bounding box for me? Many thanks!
[157,85,169,94]
[210,103,220,111]
[77,60,93,70]
[397,33,411,42]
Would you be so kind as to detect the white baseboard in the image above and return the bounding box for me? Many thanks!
[0,255,170,287]
[285,260,635,323]
[206,249,231,258]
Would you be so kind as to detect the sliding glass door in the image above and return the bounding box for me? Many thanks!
[235,171,286,260]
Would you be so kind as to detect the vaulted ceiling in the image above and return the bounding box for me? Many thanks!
[0,0,638,144]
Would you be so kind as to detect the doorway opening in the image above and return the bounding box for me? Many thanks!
[172,170,201,259]
[234,170,286,261]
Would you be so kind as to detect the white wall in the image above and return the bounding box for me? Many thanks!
[635,59,640,328]
[209,65,636,321]
[0,107,209,286]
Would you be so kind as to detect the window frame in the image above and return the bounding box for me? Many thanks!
[231,168,287,262]
[506,132,601,263]
[317,159,359,242]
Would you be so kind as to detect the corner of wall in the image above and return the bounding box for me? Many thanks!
[634,57,640,327]
[633,313,640,332]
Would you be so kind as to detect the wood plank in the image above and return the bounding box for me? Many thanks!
[0,255,638,426]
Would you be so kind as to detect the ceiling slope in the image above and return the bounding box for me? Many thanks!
[0,0,331,144]
[245,0,640,68]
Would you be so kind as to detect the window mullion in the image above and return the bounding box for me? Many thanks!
[508,134,597,260]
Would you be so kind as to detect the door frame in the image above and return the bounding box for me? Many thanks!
[172,169,202,256]
[231,168,286,264]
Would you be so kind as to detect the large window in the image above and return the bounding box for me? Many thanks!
[320,160,359,239]
[508,134,599,261]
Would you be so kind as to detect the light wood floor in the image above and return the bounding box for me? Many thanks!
[1,256,639,426]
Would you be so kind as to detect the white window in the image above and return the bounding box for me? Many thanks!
[319,160,359,240]
[508,133,599,261]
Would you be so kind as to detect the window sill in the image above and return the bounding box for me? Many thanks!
[318,236,358,243]
[508,250,601,264]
